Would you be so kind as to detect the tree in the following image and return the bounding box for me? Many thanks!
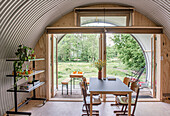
[58,34,99,62]
[106,46,117,61]
[111,34,145,70]
[58,36,72,61]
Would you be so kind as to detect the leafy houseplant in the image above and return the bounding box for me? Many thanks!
[14,45,35,82]
[94,59,106,79]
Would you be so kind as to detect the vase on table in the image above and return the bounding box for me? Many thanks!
[98,70,102,80]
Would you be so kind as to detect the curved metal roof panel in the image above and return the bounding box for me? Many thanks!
[1,0,169,58]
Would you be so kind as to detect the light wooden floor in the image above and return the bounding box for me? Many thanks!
[7,101,170,116]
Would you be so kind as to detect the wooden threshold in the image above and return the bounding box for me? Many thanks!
[49,98,160,102]
[46,26,163,34]
[138,98,160,102]
[49,98,83,102]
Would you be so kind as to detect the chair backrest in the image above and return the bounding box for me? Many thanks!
[130,82,140,115]
[82,77,88,89]
[82,76,87,82]
[123,77,131,87]
[80,81,87,97]
[80,81,89,116]
[130,82,140,93]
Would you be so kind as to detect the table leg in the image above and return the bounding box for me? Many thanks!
[70,78,72,95]
[115,95,117,104]
[73,78,75,89]
[62,84,63,95]
[67,84,68,95]
[90,92,92,116]
[103,94,106,102]
[128,92,131,116]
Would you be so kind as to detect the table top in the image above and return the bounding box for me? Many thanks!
[89,78,132,93]
[70,73,84,78]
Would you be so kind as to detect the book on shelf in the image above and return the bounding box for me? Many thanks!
[28,80,40,85]
[20,83,33,90]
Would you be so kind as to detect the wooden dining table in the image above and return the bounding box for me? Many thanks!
[89,78,133,116]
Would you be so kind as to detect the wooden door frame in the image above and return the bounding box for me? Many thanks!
[46,27,163,100]
[153,34,156,98]
[51,34,58,97]
[46,34,51,100]
[51,34,54,97]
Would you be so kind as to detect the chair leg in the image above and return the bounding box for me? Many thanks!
[114,110,128,113]
[82,113,99,116]
[100,94,102,98]
[67,84,68,95]
[116,114,128,116]
[62,84,63,95]
[121,105,124,111]
[123,105,127,114]
[73,78,75,89]
[82,104,85,111]
[115,95,117,104]
[82,110,99,116]
[132,105,136,116]
[114,105,128,113]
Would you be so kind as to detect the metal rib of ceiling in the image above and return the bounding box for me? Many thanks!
[0,0,169,115]
[0,0,170,58]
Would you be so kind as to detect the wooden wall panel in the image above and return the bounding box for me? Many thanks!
[134,11,157,26]
[51,6,158,28]
[50,12,76,27]
[161,34,170,101]
[34,33,46,98]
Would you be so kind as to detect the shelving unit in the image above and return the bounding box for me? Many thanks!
[6,58,46,116]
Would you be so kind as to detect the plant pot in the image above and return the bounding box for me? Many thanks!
[98,70,102,80]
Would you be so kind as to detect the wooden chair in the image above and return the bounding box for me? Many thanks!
[123,77,131,87]
[114,82,140,116]
[114,77,131,96]
[86,78,90,85]
[81,77,99,96]
[111,77,131,106]
[80,81,101,116]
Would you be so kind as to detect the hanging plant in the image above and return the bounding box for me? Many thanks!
[14,45,35,81]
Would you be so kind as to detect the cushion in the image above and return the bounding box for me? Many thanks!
[86,96,101,105]
[116,96,135,105]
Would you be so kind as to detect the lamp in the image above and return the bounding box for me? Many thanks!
[104,8,107,32]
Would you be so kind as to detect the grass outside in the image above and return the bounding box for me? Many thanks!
[57,58,146,85]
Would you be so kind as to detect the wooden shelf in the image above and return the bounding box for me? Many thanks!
[7,82,45,93]
[6,70,45,77]
[6,58,45,62]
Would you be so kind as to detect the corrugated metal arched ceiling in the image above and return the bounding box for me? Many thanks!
[1,0,170,58]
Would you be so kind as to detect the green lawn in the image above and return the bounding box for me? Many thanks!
[57,58,146,85]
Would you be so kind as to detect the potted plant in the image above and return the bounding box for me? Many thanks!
[14,45,35,83]
[94,59,106,79]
